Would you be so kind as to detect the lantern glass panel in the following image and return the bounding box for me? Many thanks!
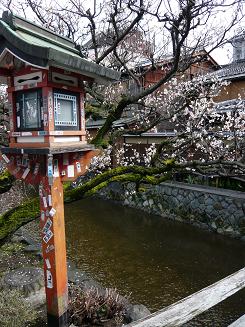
[16,89,42,131]
[54,92,79,130]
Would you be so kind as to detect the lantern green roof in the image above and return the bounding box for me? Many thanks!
[0,11,120,83]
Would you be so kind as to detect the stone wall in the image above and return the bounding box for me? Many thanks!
[99,181,245,239]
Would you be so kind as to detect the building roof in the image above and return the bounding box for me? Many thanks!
[123,131,176,137]
[0,11,120,83]
[133,49,220,71]
[215,60,245,80]
[214,99,245,112]
[86,116,137,129]
[230,32,245,43]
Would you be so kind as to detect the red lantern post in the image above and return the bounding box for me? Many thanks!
[0,11,119,327]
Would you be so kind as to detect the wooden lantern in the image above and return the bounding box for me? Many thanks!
[0,11,119,327]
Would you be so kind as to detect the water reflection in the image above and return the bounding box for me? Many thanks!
[65,198,245,325]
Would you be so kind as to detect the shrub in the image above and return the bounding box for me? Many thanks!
[68,285,128,326]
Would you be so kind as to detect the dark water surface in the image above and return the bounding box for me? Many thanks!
[65,198,245,326]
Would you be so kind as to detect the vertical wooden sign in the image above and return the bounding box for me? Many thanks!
[39,170,68,326]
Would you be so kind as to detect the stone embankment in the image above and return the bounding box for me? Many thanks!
[99,181,245,240]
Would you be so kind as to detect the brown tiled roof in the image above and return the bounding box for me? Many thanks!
[216,61,245,80]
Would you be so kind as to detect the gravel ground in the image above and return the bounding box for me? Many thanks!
[0,179,37,215]
[0,177,41,276]
[22,218,42,244]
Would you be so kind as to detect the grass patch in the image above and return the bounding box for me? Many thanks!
[1,242,25,254]
[0,289,37,327]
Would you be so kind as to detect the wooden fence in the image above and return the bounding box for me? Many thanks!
[124,267,245,327]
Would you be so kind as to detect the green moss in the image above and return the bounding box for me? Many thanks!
[0,170,15,194]
[143,175,157,184]
[65,166,173,203]
[163,158,176,167]
[91,98,130,145]
[85,104,107,120]
[65,173,142,201]
[93,138,109,149]
[63,182,72,191]
[0,197,39,242]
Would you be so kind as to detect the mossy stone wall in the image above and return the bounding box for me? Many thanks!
[99,181,245,239]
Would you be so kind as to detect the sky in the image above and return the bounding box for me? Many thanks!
[211,44,233,65]
[0,0,244,66]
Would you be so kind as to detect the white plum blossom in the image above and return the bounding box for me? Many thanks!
[89,145,113,174]
[87,73,244,178]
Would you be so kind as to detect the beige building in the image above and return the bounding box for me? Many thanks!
[215,33,245,104]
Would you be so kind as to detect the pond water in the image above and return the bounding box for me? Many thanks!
[65,198,245,326]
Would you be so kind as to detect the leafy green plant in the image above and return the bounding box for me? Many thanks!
[185,174,196,184]
[180,173,245,192]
